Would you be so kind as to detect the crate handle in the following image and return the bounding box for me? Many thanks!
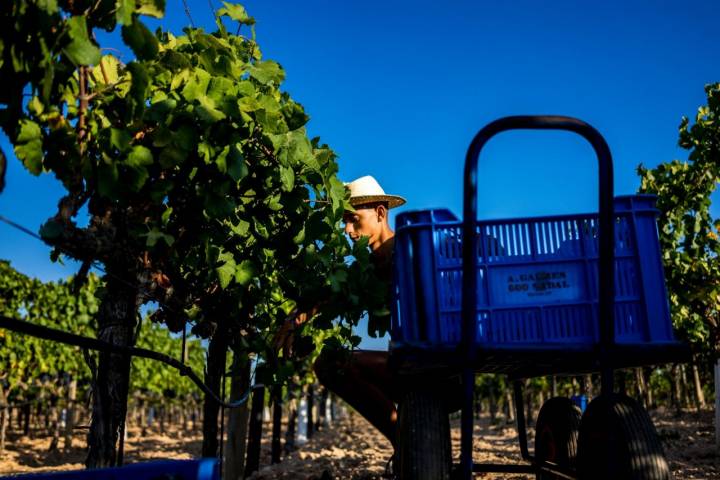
[461,115,614,347]
[457,116,616,478]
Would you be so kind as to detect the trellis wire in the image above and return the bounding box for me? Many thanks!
[0,315,263,409]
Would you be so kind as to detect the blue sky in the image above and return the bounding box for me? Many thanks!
[1,1,719,348]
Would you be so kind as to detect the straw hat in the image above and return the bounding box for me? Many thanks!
[345,175,406,209]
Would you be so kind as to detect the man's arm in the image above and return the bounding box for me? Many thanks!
[272,306,320,354]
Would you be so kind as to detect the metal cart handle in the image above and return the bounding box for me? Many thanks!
[458,115,615,479]
[461,115,615,349]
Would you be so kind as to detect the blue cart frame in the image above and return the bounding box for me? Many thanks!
[388,116,690,479]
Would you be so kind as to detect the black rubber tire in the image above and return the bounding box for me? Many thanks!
[577,393,671,480]
[534,397,582,479]
[397,390,452,480]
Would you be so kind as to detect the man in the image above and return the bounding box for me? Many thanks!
[275,175,405,447]
[315,175,405,447]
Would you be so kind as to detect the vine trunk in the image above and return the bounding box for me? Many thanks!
[85,273,139,468]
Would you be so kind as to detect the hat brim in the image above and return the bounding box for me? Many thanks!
[349,194,406,209]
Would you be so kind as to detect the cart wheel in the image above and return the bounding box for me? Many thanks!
[397,390,452,480]
[577,393,670,480]
[534,397,581,479]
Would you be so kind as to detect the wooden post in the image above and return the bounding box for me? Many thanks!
[271,388,282,464]
[635,368,648,408]
[504,388,515,423]
[583,374,593,399]
[306,384,314,439]
[672,364,683,415]
[525,380,534,427]
[680,365,692,409]
[284,400,297,454]
[714,359,719,451]
[48,397,61,452]
[0,383,7,455]
[0,406,7,456]
[159,405,166,434]
[329,393,336,422]
[488,387,497,424]
[297,396,307,444]
[692,361,706,410]
[22,402,30,437]
[224,359,251,480]
[316,388,328,431]
[244,386,266,478]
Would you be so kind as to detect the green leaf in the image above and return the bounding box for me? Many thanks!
[115,0,135,25]
[196,95,226,123]
[205,191,236,219]
[216,252,236,289]
[37,0,59,14]
[207,77,235,103]
[235,259,257,286]
[181,69,212,102]
[161,207,173,225]
[28,97,44,116]
[146,98,177,122]
[136,0,165,17]
[227,144,248,182]
[282,101,309,130]
[121,17,159,61]
[255,109,287,134]
[93,55,121,85]
[249,61,285,86]
[110,128,132,152]
[292,226,305,244]
[63,16,101,66]
[14,120,43,175]
[143,227,174,247]
[159,146,187,168]
[217,2,255,25]
[280,165,294,192]
[266,193,282,211]
[127,62,150,113]
[125,164,149,191]
[97,163,120,199]
[229,219,250,236]
[126,145,153,167]
[329,269,348,293]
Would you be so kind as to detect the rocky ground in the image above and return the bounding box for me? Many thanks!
[0,408,717,479]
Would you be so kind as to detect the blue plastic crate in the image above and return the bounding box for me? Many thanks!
[391,195,674,346]
[571,394,588,412]
[0,459,220,480]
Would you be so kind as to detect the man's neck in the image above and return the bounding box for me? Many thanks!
[370,227,394,260]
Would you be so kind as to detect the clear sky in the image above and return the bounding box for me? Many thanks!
[1,1,719,348]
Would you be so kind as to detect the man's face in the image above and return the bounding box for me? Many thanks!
[343,205,383,245]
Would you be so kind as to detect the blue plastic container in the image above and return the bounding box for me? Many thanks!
[0,459,220,480]
[571,394,588,413]
[391,195,674,346]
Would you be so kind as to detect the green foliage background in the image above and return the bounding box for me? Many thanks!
[0,260,98,399]
[638,83,720,359]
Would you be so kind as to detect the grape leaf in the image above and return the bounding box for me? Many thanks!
[217,2,255,25]
[121,17,159,61]
[14,120,43,175]
[63,16,101,66]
